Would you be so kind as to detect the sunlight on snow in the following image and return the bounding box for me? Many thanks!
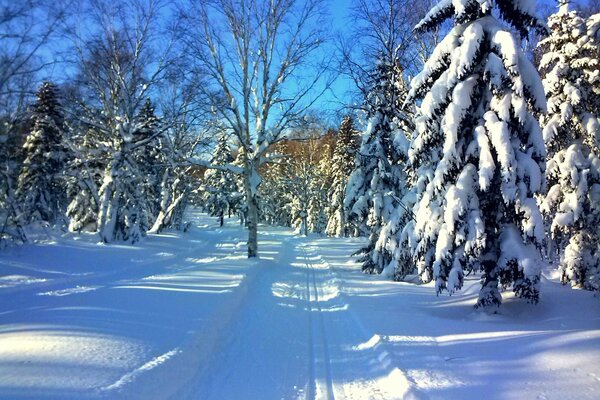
[0,328,146,390]
[37,286,100,297]
[0,275,48,288]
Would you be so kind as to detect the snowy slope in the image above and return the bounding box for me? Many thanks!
[1,211,599,399]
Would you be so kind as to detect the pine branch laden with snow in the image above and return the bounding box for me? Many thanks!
[407,0,548,308]
[16,82,67,227]
[345,56,413,276]
[325,117,359,237]
[539,6,600,291]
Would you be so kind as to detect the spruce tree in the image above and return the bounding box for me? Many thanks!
[539,3,600,291]
[0,118,27,245]
[134,99,163,222]
[65,123,104,233]
[203,133,239,226]
[17,82,66,226]
[345,55,412,274]
[407,0,547,307]
[325,116,359,237]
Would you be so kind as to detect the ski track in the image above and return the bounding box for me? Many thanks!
[299,243,422,400]
[302,244,334,400]
[176,233,414,400]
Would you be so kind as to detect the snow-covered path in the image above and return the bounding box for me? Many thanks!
[1,212,599,399]
[181,235,416,400]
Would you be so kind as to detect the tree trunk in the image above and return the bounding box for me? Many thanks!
[246,195,258,257]
[243,162,259,258]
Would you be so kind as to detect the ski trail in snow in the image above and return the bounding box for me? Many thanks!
[302,244,335,400]
[302,243,426,400]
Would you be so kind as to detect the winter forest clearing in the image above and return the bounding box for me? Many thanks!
[0,212,599,399]
[1,0,600,398]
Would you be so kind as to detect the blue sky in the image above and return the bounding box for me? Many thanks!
[41,0,591,128]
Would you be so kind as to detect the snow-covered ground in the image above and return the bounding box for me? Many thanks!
[1,210,599,399]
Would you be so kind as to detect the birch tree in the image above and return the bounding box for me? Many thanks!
[183,0,332,257]
[66,0,177,242]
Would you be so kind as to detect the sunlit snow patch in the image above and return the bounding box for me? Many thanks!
[0,328,147,391]
[0,275,48,288]
[186,257,218,264]
[353,334,383,351]
[37,286,100,297]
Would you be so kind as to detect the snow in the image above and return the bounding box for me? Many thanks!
[1,210,600,399]
[414,0,452,32]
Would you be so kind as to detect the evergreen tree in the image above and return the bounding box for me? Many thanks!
[0,117,27,245]
[345,55,412,274]
[203,133,239,226]
[407,0,548,307]
[65,126,102,233]
[325,116,359,237]
[16,82,66,226]
[134,99,164,222]
[539,3,600,291]
[257,137,330,234]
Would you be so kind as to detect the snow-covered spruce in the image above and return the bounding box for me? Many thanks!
[16,82,67,226]
[202,133,241,227]
[539,4,600,291]
[134,99,165,223]
[407,0,547,307]
[325,116,359,237]
[0,130,27,245]
[345,55,412,275]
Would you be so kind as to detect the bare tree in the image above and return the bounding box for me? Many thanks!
[182,0,333,257]
[337,0,439,104]
[0,1,68,110]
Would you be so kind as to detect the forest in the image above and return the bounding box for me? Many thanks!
[0,0,599,397]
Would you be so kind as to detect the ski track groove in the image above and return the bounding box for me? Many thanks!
[306,241,424,400]
[301,243,335,400]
